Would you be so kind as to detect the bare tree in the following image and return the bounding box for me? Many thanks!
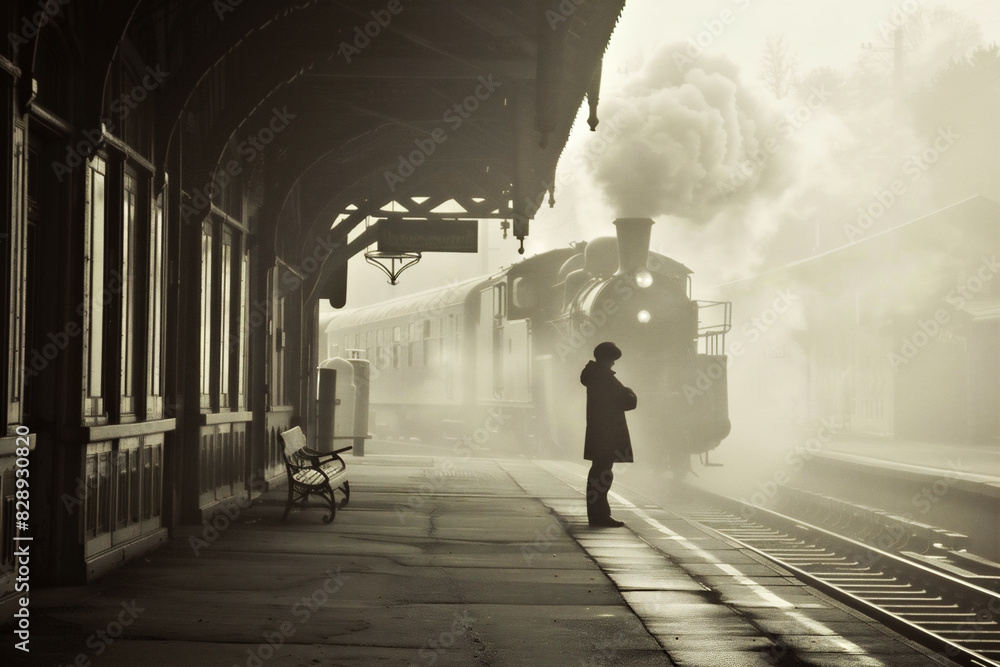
[760,34,798,98]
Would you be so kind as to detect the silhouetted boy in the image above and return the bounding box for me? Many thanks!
[580,342,637,528]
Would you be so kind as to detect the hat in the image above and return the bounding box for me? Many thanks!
[593,342,622,361]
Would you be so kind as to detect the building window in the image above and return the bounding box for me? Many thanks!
[84,156,107,414]
[200,222,213,399]
[120,172,138,416]
[147,187,165,404]
[238,252,248,408]
[219,229,233,406]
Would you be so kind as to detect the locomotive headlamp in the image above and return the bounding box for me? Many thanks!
[635,270,653,288]
[637,309,651,323]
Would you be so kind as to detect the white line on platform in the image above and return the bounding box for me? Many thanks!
[544,460,870,655]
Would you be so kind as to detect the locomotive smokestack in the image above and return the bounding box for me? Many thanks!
[613,217,654,275]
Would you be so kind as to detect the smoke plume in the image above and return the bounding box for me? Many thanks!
[588,45,791,222]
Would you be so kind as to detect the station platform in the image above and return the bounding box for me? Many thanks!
[13,455,960,667]
[817,438,1000,496]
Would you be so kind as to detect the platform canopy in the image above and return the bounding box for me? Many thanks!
[77,0,625,301]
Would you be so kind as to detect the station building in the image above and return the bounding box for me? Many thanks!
[0,0,625,607]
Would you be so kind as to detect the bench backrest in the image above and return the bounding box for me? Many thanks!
[280,426,307,460]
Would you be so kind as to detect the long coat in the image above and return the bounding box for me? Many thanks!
[581,361,637,462]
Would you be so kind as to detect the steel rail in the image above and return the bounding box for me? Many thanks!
[675,485,1000,667]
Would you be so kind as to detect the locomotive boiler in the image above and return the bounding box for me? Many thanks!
[320,218,731,470]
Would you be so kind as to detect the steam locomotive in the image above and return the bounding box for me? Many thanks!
[320,218,732,469]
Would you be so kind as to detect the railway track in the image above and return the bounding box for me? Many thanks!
[673,486,1000,666]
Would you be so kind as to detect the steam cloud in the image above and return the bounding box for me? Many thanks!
[588,45,791,222]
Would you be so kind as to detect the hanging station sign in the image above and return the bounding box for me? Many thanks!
[377,218,478,253]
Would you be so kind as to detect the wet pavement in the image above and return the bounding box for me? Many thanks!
[8,455,963,666]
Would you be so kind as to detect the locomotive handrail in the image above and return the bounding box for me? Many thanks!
[696,300,732,356]
[695,300,732,334]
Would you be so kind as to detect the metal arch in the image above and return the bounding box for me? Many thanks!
[149,0,524,177]
[140,0,625,260]
[294,166,512,273]
[151,0,351,171]
[191,49,523,206]
[91,0,147,125]
[207,103,511,257]
[17,0,144,129]
[164,28,519,215]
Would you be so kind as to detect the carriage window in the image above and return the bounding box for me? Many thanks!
[493,283,506,319]
[391,326,402,368]
[407,323,418,367]
[512,276,536,309]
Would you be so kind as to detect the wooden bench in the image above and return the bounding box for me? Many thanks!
[279,426,351,523]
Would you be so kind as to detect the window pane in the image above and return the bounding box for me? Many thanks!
[220,234,232,403]
[86,158,106,399]
[148,189,165,397]
[121,174,137,407]
[238,253,248,404]
[200,225,213,395]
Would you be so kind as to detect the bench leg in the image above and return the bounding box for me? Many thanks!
[281,480,296,522]
[318,486,337,524]
[339,480,350,507]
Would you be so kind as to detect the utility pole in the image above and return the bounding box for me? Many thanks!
[893,28,904,90]
[862,28,905,92]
